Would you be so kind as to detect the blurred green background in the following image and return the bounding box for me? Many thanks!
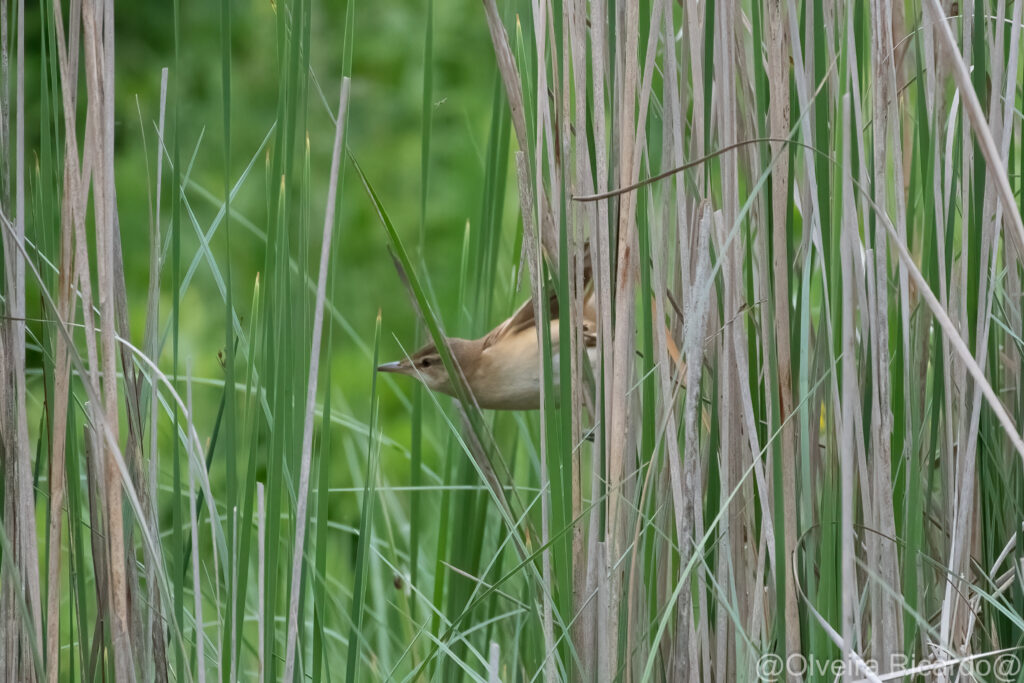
[25,0,525,563]
[106,0,514,367]
[117,7,523,426]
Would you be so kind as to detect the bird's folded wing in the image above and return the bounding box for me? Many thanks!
[482,289,558,349]
[483,287,597,350]
[483,246,595,350]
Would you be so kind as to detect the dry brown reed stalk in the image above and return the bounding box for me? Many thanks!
[48,5,104,674]
[682,204,714,681]
[839,93,861,678]
[521,151,558,682]
[0,0,43,679]
[653,11,692,677]
[565,1,596,672]
[584,0,614,671]
[43,0,85,674]
[712,3,745,680]
[765,2,802,674]
[80,0,134,676]
[525,6,558,678]
[867,1,905,672]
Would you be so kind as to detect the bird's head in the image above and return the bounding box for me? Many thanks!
[377,338,476,397]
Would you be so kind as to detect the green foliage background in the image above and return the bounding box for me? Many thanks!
[21,0,523,639]
[30,0,515,512]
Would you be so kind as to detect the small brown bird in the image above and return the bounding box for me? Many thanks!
[377,289,597,410]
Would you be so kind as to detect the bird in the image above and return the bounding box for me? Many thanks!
[377,283,598,410]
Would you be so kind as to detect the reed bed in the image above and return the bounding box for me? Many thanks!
[2,0,1023,680]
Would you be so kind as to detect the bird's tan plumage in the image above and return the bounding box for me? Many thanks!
[379,248,685,409]
[379,265,597,410]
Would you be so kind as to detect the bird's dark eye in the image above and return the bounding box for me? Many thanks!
[421,358,431,368]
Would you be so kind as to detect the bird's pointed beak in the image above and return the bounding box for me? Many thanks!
[377,360,405,374]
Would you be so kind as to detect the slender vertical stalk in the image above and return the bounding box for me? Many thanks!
[282,77,351,683]
[766,2,800,672]
[1,0,43,678]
